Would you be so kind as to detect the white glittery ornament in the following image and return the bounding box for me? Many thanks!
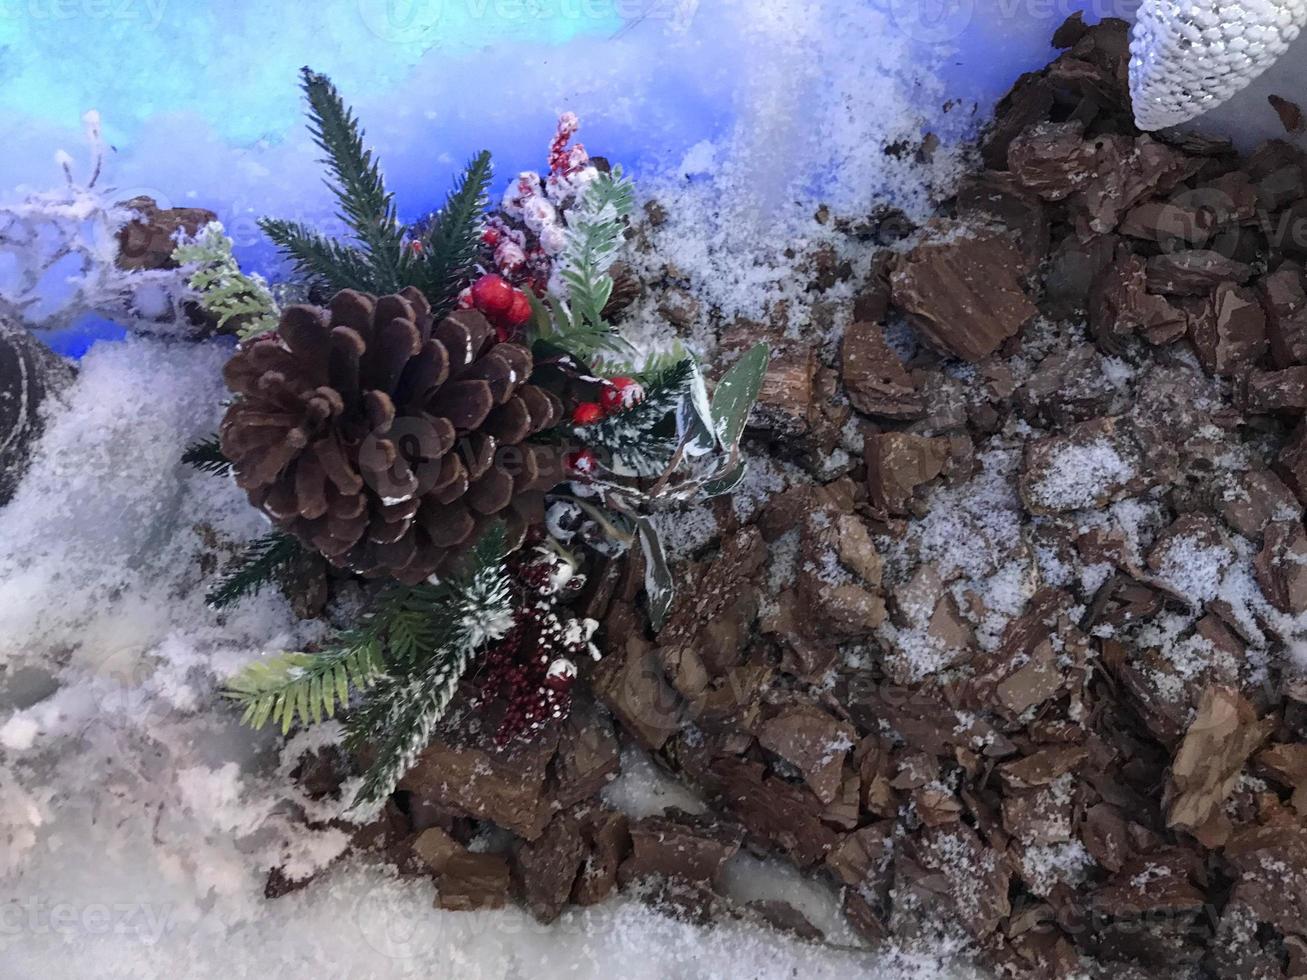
[1130,0,1307,131]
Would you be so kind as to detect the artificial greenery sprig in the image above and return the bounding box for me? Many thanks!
[223,526,513,808]
[181,435,231,477]
[527,168,636,362]
[260,68,491,317]
[559,343,771,629]
[172,222,280,340]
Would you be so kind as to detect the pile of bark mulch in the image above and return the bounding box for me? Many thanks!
[275,15,1307,979]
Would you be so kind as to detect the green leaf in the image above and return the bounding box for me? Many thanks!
[702,460,749,498]
[676,358,717,456]
[711,343,770,452]
[636,517,675,632]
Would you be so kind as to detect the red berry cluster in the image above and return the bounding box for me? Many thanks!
[571,376,643,426]
[461,273,533,342]
[477,558,594,744]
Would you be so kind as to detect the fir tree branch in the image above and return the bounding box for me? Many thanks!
[557,168,634,329]
[207,532,302,609]
[416,150,493,317]
[343,648,472,807]
[259,218,375,293]
[528,291,637,365]
[224,580,421,733]
[299,67,407,293]
[223,524,513,805]
[591,342,688,385]
[182,435,231,476]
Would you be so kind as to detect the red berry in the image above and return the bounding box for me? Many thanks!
[470,274,514,317]
[566,449,598,474]
[409,239,424,254]
[481,227,501,247]
[505,290,533,327]
[600,377,644,414]
[572,403,604,426]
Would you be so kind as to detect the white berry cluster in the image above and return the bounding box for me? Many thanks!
[493,113,600,271]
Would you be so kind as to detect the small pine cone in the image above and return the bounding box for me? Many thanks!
[600,260,641,321]
[220,287,566,584]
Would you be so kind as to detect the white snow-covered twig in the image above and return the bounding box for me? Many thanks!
[0,112,199,335]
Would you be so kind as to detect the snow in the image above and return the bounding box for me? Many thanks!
[602,747,708,819]
[1150,533,1234,606]
[1016,840,1095,898]
[0,714,39,751]
[1026,437,1136,514]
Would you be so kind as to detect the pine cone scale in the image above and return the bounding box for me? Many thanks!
[328,327,365,402]
[328,290,376,341]
[278,307,332,381]
[429,379,495,430]
[420,501,474,547]
[395,341,450,409]
[363,316,421,394]
[466,466,514,515]
[314,435,364,495]
[368,512,411,544]
[294,455,329,519]
[482,397,531,443]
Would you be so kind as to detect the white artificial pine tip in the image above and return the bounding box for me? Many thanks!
[1130,0,1307,131]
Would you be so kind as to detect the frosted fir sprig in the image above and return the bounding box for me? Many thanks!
[552,167,635,316]
[260,68,492,317]
[342,527,515,809]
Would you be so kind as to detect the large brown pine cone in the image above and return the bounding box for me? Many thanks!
[220,287,566,584]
